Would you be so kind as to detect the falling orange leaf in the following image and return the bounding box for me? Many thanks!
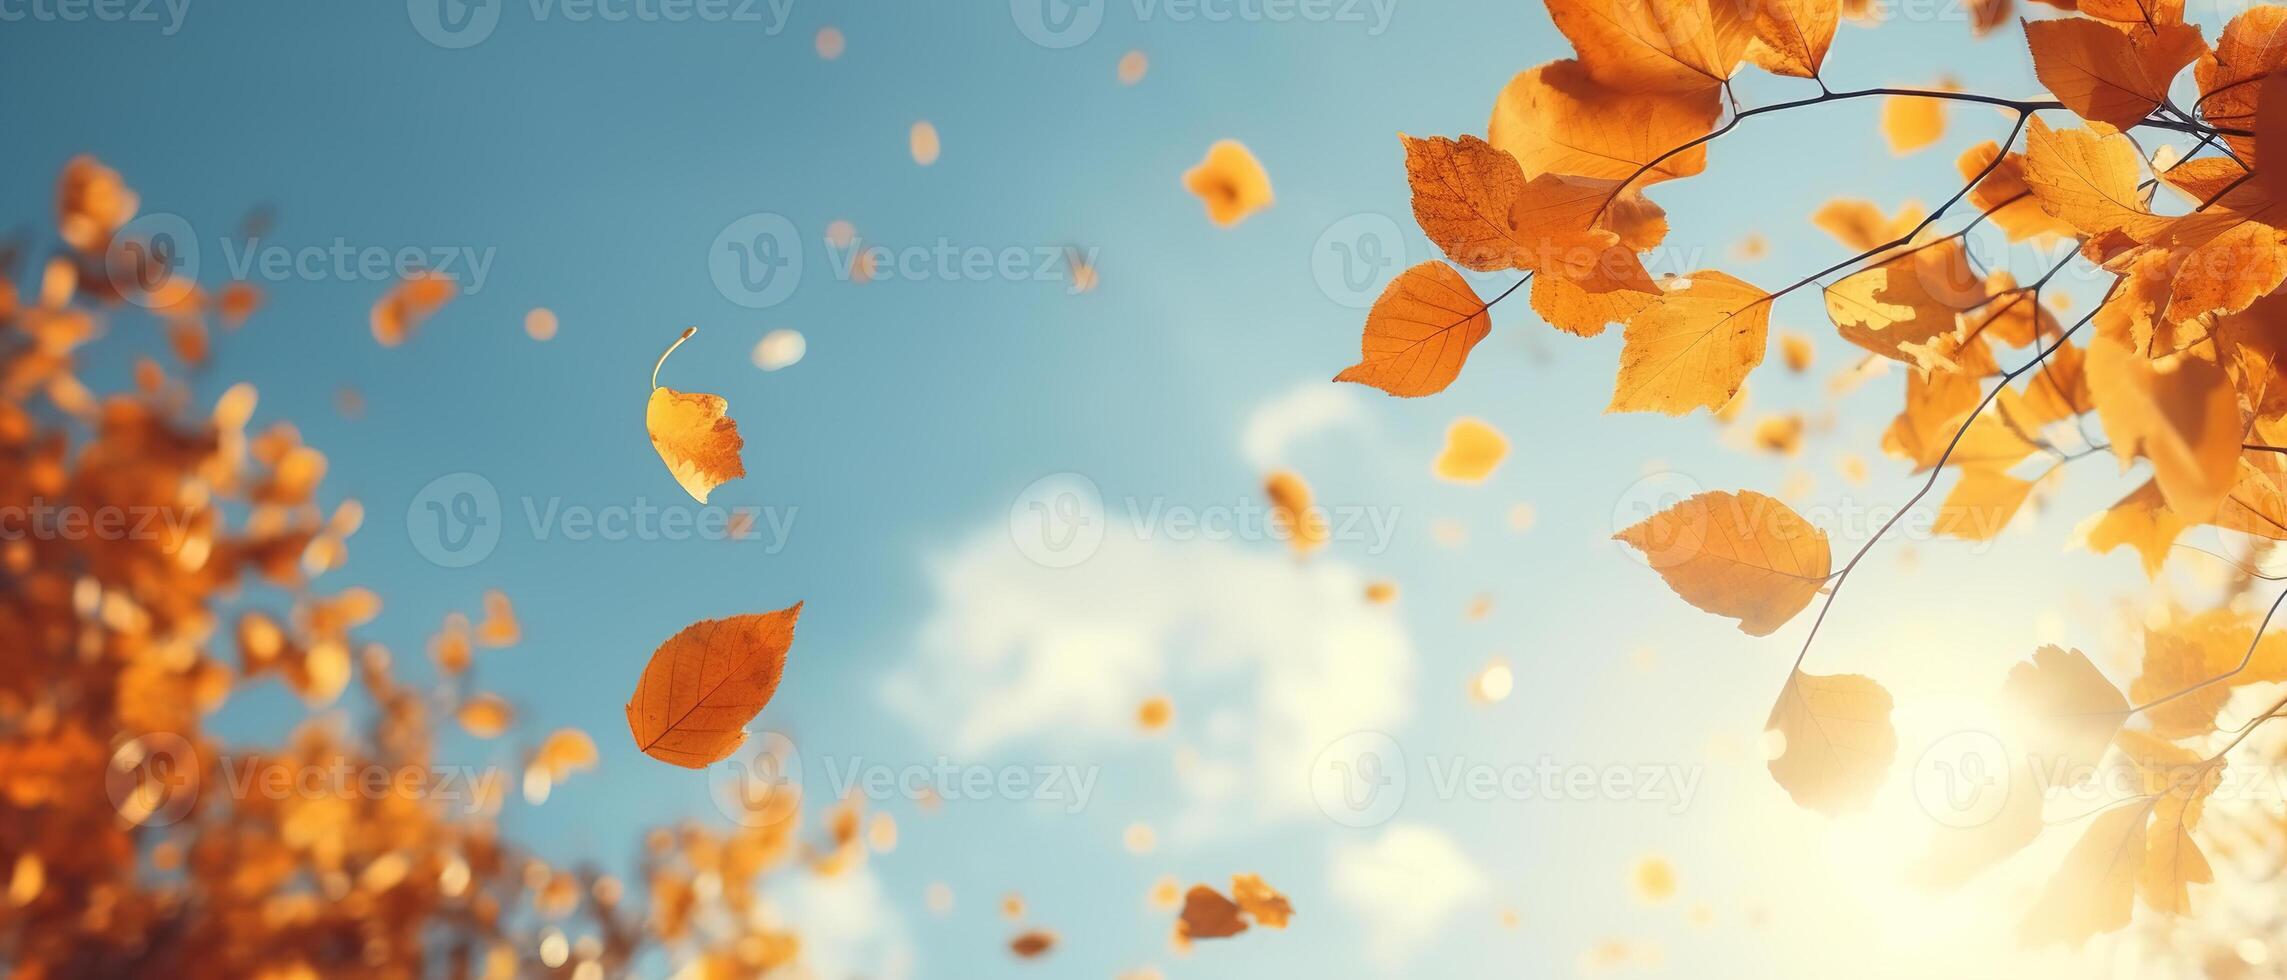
[624,602,802,768]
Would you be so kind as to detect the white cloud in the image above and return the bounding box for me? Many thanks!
[1241,382,1367,470]
[760,862,914,980]
[882,525,1416,833]
[1329,823,1490,968]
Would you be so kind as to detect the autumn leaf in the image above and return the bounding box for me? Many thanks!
[2193,5,2287,163]
[1544,0,1755,93]
[1402,134,1546,272]
[1334,262,1493,397]
[1614,489,1830,635]
[1230,874,1293,928]
[2086,335,2240,523]
[370,273,456,347]
[2003,645,2128,780]
[1746,0,1839,78]
[2077,479,2188,575]
[1934,466,2037,540]
[624,602,803,768]
[1957,141,2076,242]
[1183,140,1274,227]
[2024,18,2206,131]
[1881,91,1948,155]
[1607,271,1771,415]
[2021,116,2151,239]
[647,328,748,504]
[1433,417,1509,483]
[1009,930,1057,958]
[1766,670,1897,814]
[2020,803,2148,945]
[1823,240,1985,363]
[1177,884,1250,940]
[2215,458,2287,539]
[1487,59,1721,183]
[1264,470,1328,555]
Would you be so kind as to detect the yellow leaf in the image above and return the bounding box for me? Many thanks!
[1746,0,1838,78]
[2004,645,2128,779]
[647,329,747,504]
[1957,141,2076,242]
[624,602,802,768]
[2076,479,2187,576]
[2024,19,2206,131]
[1264,470,1328,555]
[1183,140,1273,227]
[1614,489,1830,635]
[1765,670,1896,814]
[2193,5,2287,164]
[2021,116,2151,238]
[1335,262,1492,397]
[1543,0,1754,93]
[1822,241,1984,363]
[1230,873,1293,928]
[1934,467,2037,540]
[2020,803,2147,945]
[1487,59,1721,182]
[1433,417,1509,483]
[457,693,515,739]
[1607,271,1771,415]
[1881,92,1947,155]
[2086,336,2239,523]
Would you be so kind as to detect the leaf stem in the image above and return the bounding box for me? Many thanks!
[652,327,697,390]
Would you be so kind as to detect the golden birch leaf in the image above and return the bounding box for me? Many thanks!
[2024,18,2206,131]
[1822,241,1983,363]
[1934,467,2037,541]
[2021,803,2148,945]
[1544,0,1755,93]
[1264,470,1328,555]
[1335,262,1492,397]
[2076,479,2187,576]
[2215,458,2287,539]
[1402,134,1536,272]
[2193,5,2287,164]
[1614,489,1830,635]
[1881,92,1947,155]
[625,602,803,768]
[2004,645,2128,779]
[647,328,747,504]
[1183,140,1274,227]
[1487,59,1721,182]
[1765,670,1897,815]
[1606,271,1771,415]
[1230,874,1294,928]
[2086,336,2239,523]
[1957,141,2077,242]
[2021,116,2151,238]
[1747,0,1839,78]
[1433,417,1510,483]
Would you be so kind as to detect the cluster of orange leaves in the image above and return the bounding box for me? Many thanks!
[1348,0,2287,949]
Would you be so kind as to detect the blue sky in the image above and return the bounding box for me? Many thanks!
[1,0,2248,976]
